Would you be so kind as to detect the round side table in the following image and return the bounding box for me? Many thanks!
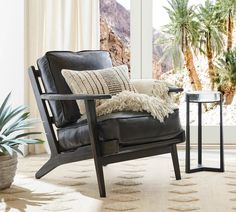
[185,91,224,173]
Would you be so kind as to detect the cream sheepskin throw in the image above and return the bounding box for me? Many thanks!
[96,80,177,122]
[131,79,174,102]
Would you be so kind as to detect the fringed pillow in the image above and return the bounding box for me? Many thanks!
[62,65,136,114]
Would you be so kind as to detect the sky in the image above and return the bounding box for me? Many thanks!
[153,0,206,29]
[116,0,206,30]
[117,0,130,10]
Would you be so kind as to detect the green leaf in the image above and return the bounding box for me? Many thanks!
[15,132,43,139]
[0,105,26,130]
[34,139,44,144]
[0,106,12,128]
[0,92,43,154]
[2,115,38,136]
[0,147,5,153]
[197,0,225,57]
[159,0,201,69]
[0,93,11,121]
[3,131,42,141]
[6,138,44,145]
[2,144,14,156]
[214,48,236,88]
[0,134,6,140]
[11,146,23,156]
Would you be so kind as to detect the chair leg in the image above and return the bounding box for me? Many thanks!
[35,159,58,179]
[171,144,181,180]
[93,157,106,197]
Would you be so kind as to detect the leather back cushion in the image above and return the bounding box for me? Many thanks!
[37,50,113,127]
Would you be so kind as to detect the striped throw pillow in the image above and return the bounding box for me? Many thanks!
[62,65,136,114]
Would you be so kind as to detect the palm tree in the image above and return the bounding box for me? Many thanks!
[198,0,225,90]
[217,0,236,50]
[226,0,236,50]
[161,0,202,90]
[215,48,236,104]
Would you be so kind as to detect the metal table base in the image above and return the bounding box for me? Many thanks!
[185,92,224,173]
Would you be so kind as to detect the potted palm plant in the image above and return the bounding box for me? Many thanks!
[0,93,43,190]
[215,48,236,104]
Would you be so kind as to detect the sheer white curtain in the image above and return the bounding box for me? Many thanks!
[25,0,100,154]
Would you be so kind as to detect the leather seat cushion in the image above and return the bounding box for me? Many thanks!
[57,109,183,153]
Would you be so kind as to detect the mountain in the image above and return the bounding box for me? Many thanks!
[100,18,130,69]
[153,30,173,77]
[100,0,130,45]
[100,0,172,78]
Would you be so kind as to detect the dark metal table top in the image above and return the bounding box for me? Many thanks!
[185,91,222,103]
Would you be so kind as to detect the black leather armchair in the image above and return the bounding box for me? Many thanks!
[29,50,185,197]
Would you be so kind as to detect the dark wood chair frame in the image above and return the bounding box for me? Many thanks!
[29,65,184,198]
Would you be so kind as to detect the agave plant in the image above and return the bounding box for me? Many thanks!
[0,93,43,156]
[215,48,236,104]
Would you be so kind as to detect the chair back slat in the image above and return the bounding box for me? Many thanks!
[28,66,59,155]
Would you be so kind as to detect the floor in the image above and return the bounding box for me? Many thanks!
[0,149,236,212]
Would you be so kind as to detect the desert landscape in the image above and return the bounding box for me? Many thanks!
[100,0,236,126]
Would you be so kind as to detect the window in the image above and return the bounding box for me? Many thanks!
[100,0,236,144]
[152,0,172,79]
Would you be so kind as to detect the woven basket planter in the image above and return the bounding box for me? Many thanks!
[0,153,17,190]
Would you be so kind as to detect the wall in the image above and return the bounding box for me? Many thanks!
[188,126,235,144]
[0,1,25,106]
[0,1,27,155]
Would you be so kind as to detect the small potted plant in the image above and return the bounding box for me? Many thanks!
[0,93,43,190]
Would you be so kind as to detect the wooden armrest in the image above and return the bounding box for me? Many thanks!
[41,94,112,101]
[168,87,184,93]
